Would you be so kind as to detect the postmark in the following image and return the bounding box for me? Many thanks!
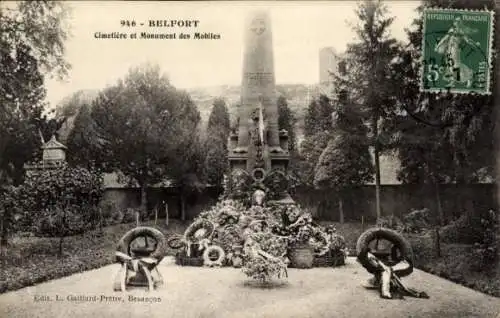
[420,8,494,94]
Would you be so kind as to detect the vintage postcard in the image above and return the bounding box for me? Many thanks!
[0,1,499,318]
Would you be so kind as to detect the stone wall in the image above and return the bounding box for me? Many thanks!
[293,184,496,223]
[101,184,495,222]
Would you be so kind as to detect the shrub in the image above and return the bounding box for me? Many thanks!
[122,208,140,223]
[470,209,498,271]
[99,200,122,226]
[376,215,404,232]
[440,214,484,244]
[16,164,103,254]
[34,204,98,238]
[403,208,432,234]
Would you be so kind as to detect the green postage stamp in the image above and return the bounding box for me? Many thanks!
[421,8,494,94]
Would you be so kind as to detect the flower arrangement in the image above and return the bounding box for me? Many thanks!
[248,231,288,258]
[179,198,347,272]
[242,231,288,282]
[242,255,287,282]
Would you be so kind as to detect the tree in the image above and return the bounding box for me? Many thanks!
[204,98,230,189]
[314,89,373,223]
[91,63,201,215]
[298,95,335,186]
[277,95,301,182]
[277,95,297,152]
[207,98,230,139]
[341,0,399,220]
[0,2,70,249]
[66,103,105,169]
[304,94,334,137]
[0,2,70,79]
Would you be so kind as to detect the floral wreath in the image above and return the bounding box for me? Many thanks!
[183,219,215,243]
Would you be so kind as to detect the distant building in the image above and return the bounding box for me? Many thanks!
[319,47,337,85]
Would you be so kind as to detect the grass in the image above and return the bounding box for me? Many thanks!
[406,233,500,297]
[318,221,372,255]
[0,219,189,294]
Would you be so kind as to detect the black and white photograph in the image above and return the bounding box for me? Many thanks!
[0,1,499,317]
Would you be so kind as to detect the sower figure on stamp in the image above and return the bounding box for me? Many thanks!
[434,17,478,87]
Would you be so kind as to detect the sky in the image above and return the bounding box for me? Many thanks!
[44,1,420,108]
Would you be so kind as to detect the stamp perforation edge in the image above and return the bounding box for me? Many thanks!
[419,7,495,95]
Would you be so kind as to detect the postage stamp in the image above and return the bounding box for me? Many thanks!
[421,8,494,94]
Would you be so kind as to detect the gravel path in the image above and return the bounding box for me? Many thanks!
[0,257,498,318]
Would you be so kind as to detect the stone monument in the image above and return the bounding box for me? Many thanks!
[24,135,67,177]
[228,10,292,204]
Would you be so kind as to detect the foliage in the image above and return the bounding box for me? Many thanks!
[314,133,374,191]
[298,130,332,186]
[278,95,301,180]
[0,41,45,185]
[407,234,499,297]
[339,0,400,219]
[298,95,335,186]
[376,215,405,232]
[197,199,247,224]
[204,98,230,188]
[90,63,201,213]
[207,98,231,138]
[242,231,288,282]
[287,210,348,257]
[0,1,70,79]
[402,208,432,234]
[304,95,334,137]
[17,165,103,240]
[439,214,484,244]
[277,95,297,152]
[99,199,123,226]
[0,185,22,246]
[242,252,287,283]
[66,103,103,168]
[185,198,347,279]
[470,209,498,271]
[0,2,71,247]
[262,169,290,201]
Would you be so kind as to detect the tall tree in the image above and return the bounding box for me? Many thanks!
[66,103,105,169]
[204,98,230,189]
[303,94,334,137]
[91,63,201,214]
[277,95,301,181]
[298,94,335,186]
[314,89,373,223]
[0,1,70,183]
[341,0,399,220]
[277,95,297,152]
[0,1,70,249]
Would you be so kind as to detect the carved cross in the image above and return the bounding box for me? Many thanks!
[250,18,266,35]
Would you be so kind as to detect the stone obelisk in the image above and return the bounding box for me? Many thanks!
[228,10,289,177]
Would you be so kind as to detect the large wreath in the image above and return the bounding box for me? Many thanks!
[183,219,215,243]
[116,226,166,261]
[203,245,226,267]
